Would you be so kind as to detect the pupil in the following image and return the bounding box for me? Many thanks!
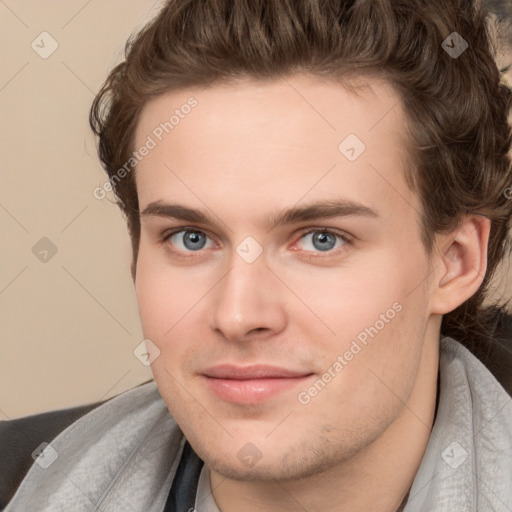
[184,231,206,250]
[313,232,335,251]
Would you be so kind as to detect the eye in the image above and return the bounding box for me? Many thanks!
[163,228,215,254]
[294,229,350,255]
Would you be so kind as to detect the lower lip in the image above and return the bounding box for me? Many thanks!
[202,375,314,404]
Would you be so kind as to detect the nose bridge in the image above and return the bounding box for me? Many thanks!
[209,247,285,341]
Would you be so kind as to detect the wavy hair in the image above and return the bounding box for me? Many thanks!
[90,0,512,357]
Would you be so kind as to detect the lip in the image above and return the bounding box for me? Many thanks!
[201,365,314,404]
[202,364,311,379]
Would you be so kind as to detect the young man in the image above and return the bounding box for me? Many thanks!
[2,0,512,511]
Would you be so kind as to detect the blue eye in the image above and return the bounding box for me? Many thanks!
[167,229,213,252]
[297,230,348,253]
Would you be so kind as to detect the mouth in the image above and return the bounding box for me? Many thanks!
[201,364,315,404]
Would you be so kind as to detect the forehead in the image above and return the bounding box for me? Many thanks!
[135,74,407,152]
[133,74,421,229]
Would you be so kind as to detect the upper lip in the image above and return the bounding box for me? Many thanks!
[202,364,312,380]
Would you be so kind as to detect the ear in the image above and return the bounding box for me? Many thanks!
[429,215,490,315]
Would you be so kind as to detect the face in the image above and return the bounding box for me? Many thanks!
[133,74,437,481]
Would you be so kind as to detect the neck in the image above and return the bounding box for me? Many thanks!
[210,326,440,512]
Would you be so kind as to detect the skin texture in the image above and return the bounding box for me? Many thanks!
[132,74,490,512]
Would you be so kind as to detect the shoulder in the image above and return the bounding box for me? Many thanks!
[0,379,154,511]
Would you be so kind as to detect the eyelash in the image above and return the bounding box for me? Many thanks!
[159,226,353,260]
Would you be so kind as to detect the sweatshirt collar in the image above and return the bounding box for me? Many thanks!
[402,336,512,511]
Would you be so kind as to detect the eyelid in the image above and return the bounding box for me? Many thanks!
[294,226,353,242]
[161,226,213,241]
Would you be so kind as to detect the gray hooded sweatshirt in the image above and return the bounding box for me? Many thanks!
[4,336,512,511]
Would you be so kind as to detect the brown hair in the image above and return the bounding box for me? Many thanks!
[90,0,512,357]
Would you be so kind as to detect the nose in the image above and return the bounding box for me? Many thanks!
[209,251,287,343]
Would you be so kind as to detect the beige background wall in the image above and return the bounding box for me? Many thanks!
[1,0,511,419]
[1,0,166,420]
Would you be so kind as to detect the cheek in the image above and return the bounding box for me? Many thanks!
[289,250,428,381]
[134,246,217,363]
[134,254,200,400]
[135,248,180,338]
[284,259,406,343]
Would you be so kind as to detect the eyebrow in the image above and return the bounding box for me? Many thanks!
[140,198,379,230]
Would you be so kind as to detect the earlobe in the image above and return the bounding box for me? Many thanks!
[430,215,490,315]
